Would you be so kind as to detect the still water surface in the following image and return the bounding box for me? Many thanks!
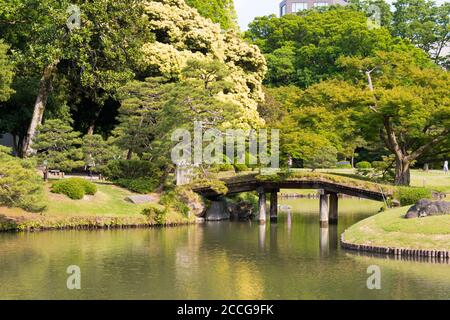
[0,199,449,299]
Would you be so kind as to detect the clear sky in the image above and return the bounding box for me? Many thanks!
[235,0,279,30]
[234,0,448,30]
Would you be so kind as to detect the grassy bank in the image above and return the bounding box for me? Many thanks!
[0,182,195,232]
[343,205,450,251]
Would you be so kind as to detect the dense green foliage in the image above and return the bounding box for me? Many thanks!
[248,5,449,185]
[160,191,190,216]
[116,178,158,194]
[356,161,372,169]
[0,0,448,191]
[0,40,14,102]
[394,187,433,206]
[141,204,167,225]
[0,146,46,212]
[102,160,160,181]
[32,119,83,171]
[102,160,161,193]
[246,7,406,88]
[185,0,238,30]
[51,180,84,200]
[51,178,97,200]
[391,0,450,64]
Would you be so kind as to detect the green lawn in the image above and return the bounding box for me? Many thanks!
[45,182,146,216]
[0,182,194,231]
[409,170,450,192]
[343,205,450,250]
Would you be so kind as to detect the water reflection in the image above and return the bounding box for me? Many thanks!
[258,223,266,249]
[0,198,449,299]
[319,227,329,257]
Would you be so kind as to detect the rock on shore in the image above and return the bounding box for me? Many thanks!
[405,199,450,219]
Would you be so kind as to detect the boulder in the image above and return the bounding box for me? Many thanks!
[391,199,401,207]
[405,199,450,219]
[205,199,230,221]
[126,195,158,204]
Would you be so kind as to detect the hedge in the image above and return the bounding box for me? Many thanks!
[394,187,433,206]
[115,178,158,194]
[51,178,97,200]
[356,161,372,169]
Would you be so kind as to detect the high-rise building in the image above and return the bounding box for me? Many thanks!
[279,0,349,16]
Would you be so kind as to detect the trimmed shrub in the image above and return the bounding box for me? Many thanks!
[336,161,352,169]
[394,187,433,206]
[76,178,97,195]
[116,178,158,194]
[51,178,97,200]
[356,161,372,169]
[141,204,166,224]
[51,180,85,200]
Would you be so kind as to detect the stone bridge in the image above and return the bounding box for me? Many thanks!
[192,173,392,227]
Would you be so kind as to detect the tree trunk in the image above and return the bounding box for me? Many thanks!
[11,134,18,156]
[394,157,410,186]
[126,149,133,160]
[87,125,95,135]
[22,60,59,157]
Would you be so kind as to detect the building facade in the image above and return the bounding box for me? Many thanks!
[280,0,348,16]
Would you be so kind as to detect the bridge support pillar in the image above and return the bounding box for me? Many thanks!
[329,192,338,224]
[319,190,329,228]
[257,187,266,224]
[269,190,278,223]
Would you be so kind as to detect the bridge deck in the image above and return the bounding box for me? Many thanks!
[192,173,392,202]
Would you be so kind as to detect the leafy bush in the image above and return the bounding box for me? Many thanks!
[74,178,97,195]
[336,161,352,169]
[102,160,160,180]
[51,180,85,200]
[356,161,372,169]
[160,190,190,216]
[51,178,97,200]
[0,147,46,212]
[356,157,395,183]
[371,161,385,169]
[141,204,166,224]
[102,160,161,193]
[115,178,158,194]
[394,187,433,206]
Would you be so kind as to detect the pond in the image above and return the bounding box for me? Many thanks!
[0,198,449,299]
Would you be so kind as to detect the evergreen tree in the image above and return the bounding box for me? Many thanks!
[32,119,84,173]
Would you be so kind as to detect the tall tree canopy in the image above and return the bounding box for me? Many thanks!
[0,0,149,155]
[0,0,266,157]
[0,40,14,102]
[247,4,448,184]
[185,0,238,30]
[138,0,266,129]
[391,0,450,64]
[245,7,410,88]
[339,51,450,185]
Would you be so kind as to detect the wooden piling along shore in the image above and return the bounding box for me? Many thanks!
[341,234,450,260]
